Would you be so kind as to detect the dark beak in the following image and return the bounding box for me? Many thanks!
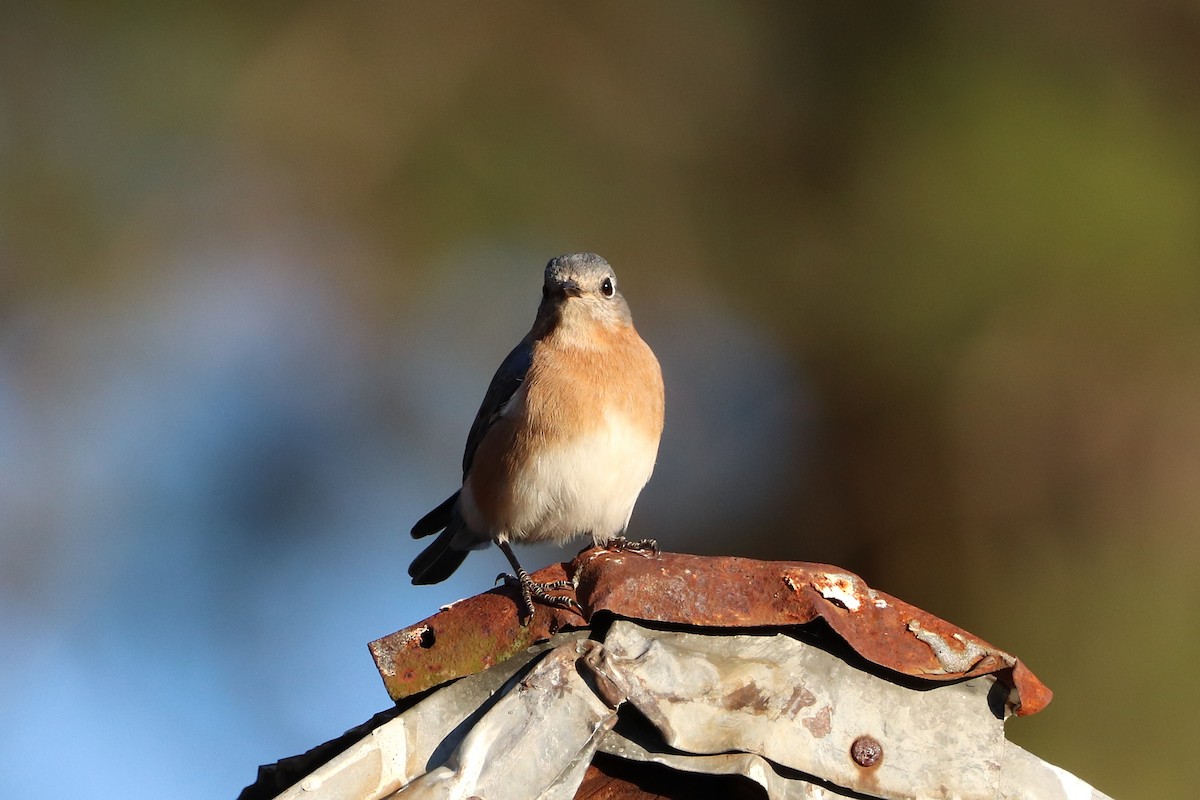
[558,279,584,298]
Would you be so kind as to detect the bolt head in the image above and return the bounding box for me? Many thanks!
[851,735,883,767]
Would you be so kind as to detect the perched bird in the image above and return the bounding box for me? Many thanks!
[409,253,665,617]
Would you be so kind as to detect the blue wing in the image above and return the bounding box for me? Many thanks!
[461,338,533,477]
[410,338,533,579]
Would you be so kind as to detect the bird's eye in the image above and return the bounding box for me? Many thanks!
[600,277,614,297]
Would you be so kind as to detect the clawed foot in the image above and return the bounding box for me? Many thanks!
[497,571,582,620]
[605,535,658,556]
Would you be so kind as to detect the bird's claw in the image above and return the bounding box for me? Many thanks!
[606,535,658,556]
[499,572,583,621]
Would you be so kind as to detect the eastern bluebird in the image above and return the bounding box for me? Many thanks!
[409,253,665,617]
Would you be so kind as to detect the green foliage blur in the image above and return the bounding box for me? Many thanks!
[4,3,1197,796]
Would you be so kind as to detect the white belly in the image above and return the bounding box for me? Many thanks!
[464,409,659,546]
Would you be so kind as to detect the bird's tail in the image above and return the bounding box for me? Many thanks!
[411,491,459,539]
[408,528,471,584]
[409,492,477,584]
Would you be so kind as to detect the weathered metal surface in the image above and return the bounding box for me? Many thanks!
[391,638,618,800]
[573,549,1053,716]
[596,733,849,799]
[284,621,1109,800]
[370,562,586,701]
[595,734,849,800]
[279,634,584,800]
[586,621,1006,800]
[597,726,1118,800]
[999,742,1116,800]
[370,550,1051,715]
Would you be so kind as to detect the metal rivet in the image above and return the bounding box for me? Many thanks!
[851,735,883,767]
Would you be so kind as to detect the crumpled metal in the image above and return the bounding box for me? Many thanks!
[587,622,1004,798]
[397,638,615,800]
[285,622,1111,800]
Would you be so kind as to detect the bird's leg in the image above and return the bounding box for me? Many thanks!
[496,541,582,620]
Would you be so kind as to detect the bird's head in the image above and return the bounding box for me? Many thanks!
[537,252,634,335]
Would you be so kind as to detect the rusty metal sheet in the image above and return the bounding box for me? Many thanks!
[371,549,1050,716]
[573,549,1052,716]
[370,562,586,701]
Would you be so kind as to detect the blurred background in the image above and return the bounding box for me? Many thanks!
[1,2,1196,797]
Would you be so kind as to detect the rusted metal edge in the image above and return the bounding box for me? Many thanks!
[574,550,1051,716]
[370,550,1052,716]
[370,561,586,702]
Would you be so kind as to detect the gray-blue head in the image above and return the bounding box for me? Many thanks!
[538,252,633,330]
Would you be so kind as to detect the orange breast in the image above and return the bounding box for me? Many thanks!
[466,321,664,537]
